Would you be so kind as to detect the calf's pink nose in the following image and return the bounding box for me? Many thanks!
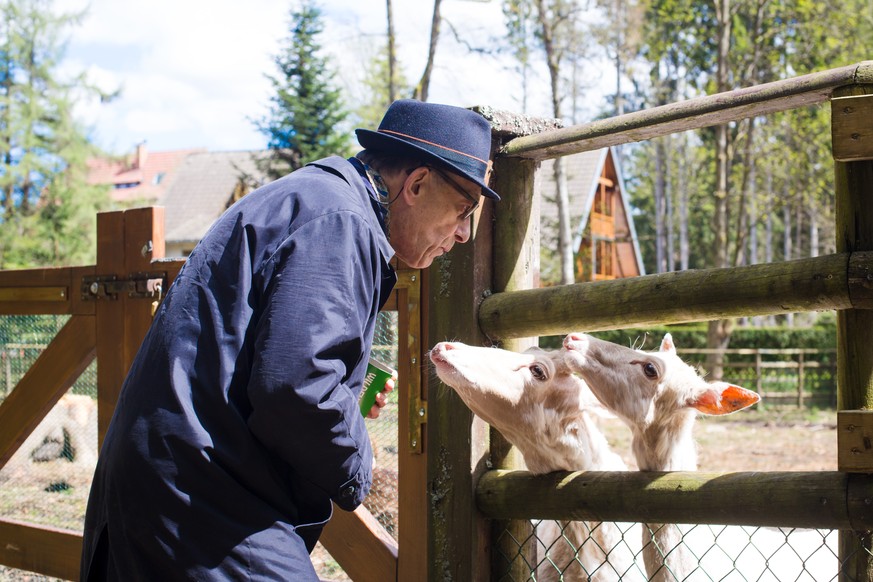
[564,333,584,347]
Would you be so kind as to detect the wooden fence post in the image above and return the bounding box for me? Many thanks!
[832,81,873,581]
[755,352,763,404]
[424,169,494,582]
[490,149,541,580]
[797,352,805,409]
[423,108,559,582]
[95,207,165,446]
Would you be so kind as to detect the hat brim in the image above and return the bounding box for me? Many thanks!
[356,128,500,200]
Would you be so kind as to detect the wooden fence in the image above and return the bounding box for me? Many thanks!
[680,347,838,408]
[0,209,428,581]
[423,60,873,581]
[1,60,872,581]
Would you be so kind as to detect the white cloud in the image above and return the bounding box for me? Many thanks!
[54,0,608,155]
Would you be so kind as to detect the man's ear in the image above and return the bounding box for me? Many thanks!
[399,166,428,205]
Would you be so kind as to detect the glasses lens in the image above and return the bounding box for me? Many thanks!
[429,166,479,218]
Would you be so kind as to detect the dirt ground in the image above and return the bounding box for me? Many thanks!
[599,406,838,472]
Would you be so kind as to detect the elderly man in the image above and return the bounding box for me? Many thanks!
[80,99,500,580]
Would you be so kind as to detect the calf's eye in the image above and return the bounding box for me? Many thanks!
[530,364,547,381]
[643,363,658,379]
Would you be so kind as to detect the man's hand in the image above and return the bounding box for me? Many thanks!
[366,372,396,419]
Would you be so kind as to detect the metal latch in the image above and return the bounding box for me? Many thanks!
[82,272,166,301]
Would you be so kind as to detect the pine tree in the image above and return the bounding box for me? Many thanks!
[0,0,109,269]
[254,0,352,180]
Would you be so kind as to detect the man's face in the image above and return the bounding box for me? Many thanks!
[389,166,482,269]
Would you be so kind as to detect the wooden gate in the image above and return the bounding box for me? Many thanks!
[0,206,428,581]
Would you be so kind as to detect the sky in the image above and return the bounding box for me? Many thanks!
[53,0,610,156]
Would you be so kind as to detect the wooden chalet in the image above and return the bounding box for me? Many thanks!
[539,147,645,282]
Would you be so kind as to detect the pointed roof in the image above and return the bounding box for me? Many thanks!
[538,147,645,276]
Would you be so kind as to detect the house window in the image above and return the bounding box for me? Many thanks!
[153,172,166,185]
[595,239,614,279]
[594,183,614,216]
[576,236,615,282]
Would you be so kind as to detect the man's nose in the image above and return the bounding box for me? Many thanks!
[455,216,472,243]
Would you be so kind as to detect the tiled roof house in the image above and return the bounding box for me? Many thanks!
[161,150,271,257]
[86,143,205,205]
[87,144,272,257]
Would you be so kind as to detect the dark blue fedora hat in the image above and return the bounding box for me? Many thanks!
[355,99,500,200]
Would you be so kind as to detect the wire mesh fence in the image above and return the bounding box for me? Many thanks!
[0,312,401,581]
[495,519,871,581]
[0,315,98,581]
[294,310,402,580]
[0,314,854,581]
[0,315,98,526]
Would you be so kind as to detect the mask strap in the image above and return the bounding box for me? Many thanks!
[361,162,391,202]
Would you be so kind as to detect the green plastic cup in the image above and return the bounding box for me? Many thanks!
[360,358,395,417]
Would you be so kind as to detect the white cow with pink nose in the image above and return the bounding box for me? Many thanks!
[430,340,636,581]
[430,333,759,582]
[563,332,760,582]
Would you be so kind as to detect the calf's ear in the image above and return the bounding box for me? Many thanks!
[690,383,760,415]
[659,333,676,354]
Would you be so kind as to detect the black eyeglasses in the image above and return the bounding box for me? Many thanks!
[425,166,480,219]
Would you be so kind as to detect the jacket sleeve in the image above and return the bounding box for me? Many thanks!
[245,209,380,511]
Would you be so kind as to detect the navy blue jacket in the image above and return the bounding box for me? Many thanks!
[81,156,396,580]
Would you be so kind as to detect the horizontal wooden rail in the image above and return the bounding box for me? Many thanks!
[720,360,831,369]
[0,259,186,317]
[0,519,82,580]
[0,266,95,315]
[477,469,873,530]
[501,60,873,161]
[153,256,186,282]
[680,348,837,355]
[479,251,871,340]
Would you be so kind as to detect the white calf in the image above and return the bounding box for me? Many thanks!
[430,341,639,581]
[564,332,760,581]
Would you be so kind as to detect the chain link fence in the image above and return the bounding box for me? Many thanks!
[495,519,871,581]
[1,315,859,580]
[0,315,98,581]
[314,310,401,579]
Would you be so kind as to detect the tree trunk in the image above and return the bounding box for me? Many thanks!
[732,118,757,267]
[706,0,733,377]
[655,137,667,273]
[765,169,774,264]
[794,201,803,262]
[535,0,574,284]
[666,136,675,272]
[783,202,794,327]
[679,133,690,271]
[554,157,574,284]
[413,0,442,101]
[748,166,758,266]
[386,0,396,102]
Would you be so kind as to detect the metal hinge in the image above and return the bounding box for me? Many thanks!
[81,272,166,301]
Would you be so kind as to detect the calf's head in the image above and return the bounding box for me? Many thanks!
[562,332,760,430]
[429,341,610,473]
